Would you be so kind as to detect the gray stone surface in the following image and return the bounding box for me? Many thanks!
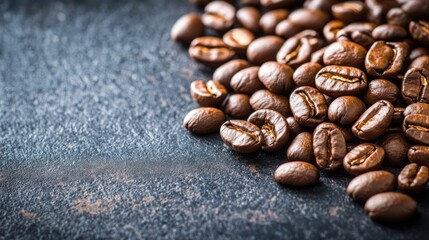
[0,0,428,239]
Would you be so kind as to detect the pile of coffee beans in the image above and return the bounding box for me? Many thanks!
[172,0,429,223]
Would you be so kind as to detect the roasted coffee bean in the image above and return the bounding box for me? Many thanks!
[339,125,356,142]
[239,0,260,6]
[189,37,235,67]
[304,0,337,13]
[213,59,251,88]
[401,1,429,21]
[313,122,346,171]
[311,47,326,65]
[352,100,394,141]
[366,0,399,24]
[236,7,261,33]
[250,89,291,117]
[224,94,253,119]
[171,13,204,43]
[290,86,327,127]
[378,133,410,167]
[409,145,429,167]
[331,1,367,23]
[260,0,297,9]
[275,20,302,39]
[277,37,312,69]
[259,9,289,35]
[323,20,345,43]
[409,47,429,62]
[343,143,384,175]
[190,80,227,107]
[315,66,368,97]
[372,24,408,41]
[365,41,409,79]
[183,107,226,134]
[391,107,405,126]
[402,68,429,104]
[220,120,263,153]
[223,28,255,56]
[201,1,236,32]
[403,114,429,145]
[274,161,319,187]
[365,192,417,223]
[248,109,289,152]
[347,170,396,202]
[387,8,411,29]
[409,55,429,71]
[293,62,321,88]
[286,116,305,136]
[247,36,284,65]
[230,67,264,95]
[287,132,315,163]
[336,22,376,50]
[398,163,429,194]
[363,79,400,106]
[404,102,429,117]
[258,61,294,94]
[293,30,324,51]
[323,41,367,68]
[328,96,366,125]
[288,8,331,32]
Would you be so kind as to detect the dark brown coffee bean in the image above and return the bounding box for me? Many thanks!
[288,8,331,32]
[363,79,400,106]
[331,1,367,23]
[287,132,315,163]
[339,125,357,142]
[190,80,228,107]
[409,145,429,167]
[315,65,368,97]
[372,24,408,41]
[404,102,429,117]
[189,37,235,67]
[328,96,366,125]
[223,28,255,56]
[343,143,384,175]
[220,120,263,153]
[378,133,410,167]
[365,41,409,79]
[286,116,306,136]
[352,100,394,141]
[250,89,291,117]
[336,22,376,50]
[403,114,429,145]
[366,0,399,24]
[290,86,327,127]
[275,20,302,39]
[293,62,321,88]
[213,59,251,89]
[365,192,417,223]
[236,7,261,33]
[402,68,429,104]
[258,61,294,94]
[311,47,327,65]
[259,9,289,35]
[313,122,346,171]
[224,94,253,119]
[171,13,204,43]
[230,67,264,95]
[274,161,319,187]
[248,109,289,152]
[183,107,226,134]
[304,0,338,13]
[293,30,324,51]
[398,163,429,194]
[239,0,260,6]
[409,47,429,62]
[347,170,396,202]
[410,21,429,47]
[400,0,429,21]
[260,0,297,9]
[323,20,346,43]
[323,41,367,68]
[409,55,429,71]
[391,107,405,126]
[247,36,284,65]
[201,1,236,32]
[277,37,312,69]
[387,8,411,29]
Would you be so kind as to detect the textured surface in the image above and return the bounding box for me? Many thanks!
[0,1,428,239]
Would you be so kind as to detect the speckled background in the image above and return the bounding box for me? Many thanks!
[0,0,428,239]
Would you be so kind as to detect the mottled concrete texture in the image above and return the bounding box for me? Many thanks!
[0,0,428,239]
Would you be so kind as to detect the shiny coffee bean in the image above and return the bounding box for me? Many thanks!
[343,143,384,175]
[183,107,226,134]
[365,192,417,223]
[304,0,337,12]
[403,114,429,145]
[286,116,306,136]
[260,0,297,9]
[171,13,204,43]
[287,132,315,163]
[409,21,429,47]
[315,65,368,97]
[400,0,429,21]
[290,86,327,127]
[323,41,367,69]
[224,94,253,119]
[230,67,264,95]
[372,24,408,41]
[294,30,324,51]
[275,20,302,39]
[323,20,345,43]
[223,28,255,56]
[239,0,260,6]
[236,7,261,33]
[277,37,312,69]
[248,109,289,152]
[293,62,321,88]
[409,47,429,62]
[378,133,410,167]
[189,37,235,67]
[365,41,409,79]
[331,1,367,23]
[347,170,396,202]
[259,9,289,35]
[363,79,400,106]
[352,100,394,141]
[288,8,331,32]
[408,145,429,167]
[274,161,319,187]
[213,59,251,89]
[190,80,227,107]
[387,8,411,29]
[404,103,429,117]
[391,107,405,126]
[311,47,326,65]
[247,36,284,65]
[201,1,236,31]
[408,55,429,71]
[366,0,399,24]
[328,96,366,126]
[258,61,294,94]
[402,68,429,104]
[313,122,346,171]
[250,89,291,117]
[336,22,376,50]
[398,163,429,194]
[220,120,263,153]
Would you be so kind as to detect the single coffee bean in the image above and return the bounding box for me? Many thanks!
[220,120,263,153]
[250,89,291,117]
[402,68,429,104]
[365,41,409,79]
[274,161,319,187]
[276,37,312,69]
[403,114,429,145]
[331,1,367,23]
[315,65,368,97]
[183,107,226,134]
[288,8,331,32]
[408,55,429,71]
[247,36,284,65]
[328,96,366,125]
[404,102,429,117]
[313,122,346,171]
[400,0,429,21]
[190,80,228,107]
[347,170,396,202]
[293,62,321,88]
[290,86,327,127]
[286,116,305,136]
[287,132,315,163]
[171,13,205,43]
[258,61,294,94]
[248,109,289,152]
[213,59,251,88]
[336,22,376,50]
[201,1,236,32]
[259,9,289,35]
[223,28,255,56]
[409,47,429,62]
[224,94,253,119]
[391,107,405,126]
[275,20,302,39]
[398,163,429,194]
[372,24,408,41]
[410,24,429,46]
[387,8,411,29]
[304,0,337,13]
[363,79,400,106]
[378,133,410,167]
[323,20,346,43]
[408,145,429,167]
[189,37,235,67]
[230,67,264,95]
[365,192,417,223]
[236,7,261,33]
[294,30,324,51]
[343,143,385,175]
[352,100,394,141]
[323,41,367,69]
[311,47,326,65]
